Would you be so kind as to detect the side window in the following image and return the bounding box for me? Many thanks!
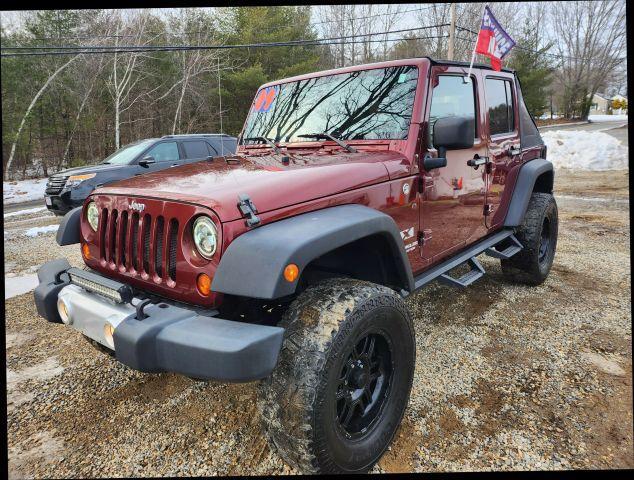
[182,140,211,159]
[206,142,218,156]
[485,78,515,135]
[145,142,179,162]
[429,75,477,146]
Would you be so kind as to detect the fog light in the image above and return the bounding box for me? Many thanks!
[103,323,115,349]
[57,298,71,324]
[197,273,211,296]
[283,264,299,282]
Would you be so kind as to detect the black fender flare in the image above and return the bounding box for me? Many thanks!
[56,206,82,246]
[211,204,415,299]
[504,158,554,227]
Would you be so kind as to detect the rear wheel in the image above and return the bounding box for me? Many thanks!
[257,278,415,474]
[502,192,558,285]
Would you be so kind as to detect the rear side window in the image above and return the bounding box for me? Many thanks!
[429,75,477,146]
[182,140,211,159]
[213,137,236,155]
[486,78,515,135]
[145,142,180,162]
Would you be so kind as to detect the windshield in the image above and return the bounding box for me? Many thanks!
[103,140,155,165]
[242,65,419,144]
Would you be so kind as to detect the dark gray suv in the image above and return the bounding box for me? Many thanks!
[44,134,237,215]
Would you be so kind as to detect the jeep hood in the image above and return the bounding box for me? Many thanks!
[95,151,404,222]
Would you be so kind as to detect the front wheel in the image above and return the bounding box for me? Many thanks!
[257,278,416,474]
[502,192,558,285]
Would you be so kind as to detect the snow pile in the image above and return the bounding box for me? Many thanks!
[23,224,59,237]
[4,206,47,219]
[542,129,628,170]
[538,113,562,120]
[588,114,628,122]
[3,178,48,204]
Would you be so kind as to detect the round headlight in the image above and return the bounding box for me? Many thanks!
[193,216,218,259]
[86,201,99,231]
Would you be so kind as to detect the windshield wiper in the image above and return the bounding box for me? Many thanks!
[297,132,357,153]
[242,136,282,154]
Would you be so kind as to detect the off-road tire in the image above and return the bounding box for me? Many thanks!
[257,278,416,474]
[502,192,558,285]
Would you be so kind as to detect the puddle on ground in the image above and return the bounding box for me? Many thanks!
[6,332,35,349]
[581,351,626,376]
[7,357,65,386]
[4,273,39,299]
[8,430,65,479]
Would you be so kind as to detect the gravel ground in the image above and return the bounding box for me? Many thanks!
[5,169,632,477]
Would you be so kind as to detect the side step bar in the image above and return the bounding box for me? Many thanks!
[411,230,522,292]
[439,257,485,287]
[484,234,523,259]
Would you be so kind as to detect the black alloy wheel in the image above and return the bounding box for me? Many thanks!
[335,332,393,438]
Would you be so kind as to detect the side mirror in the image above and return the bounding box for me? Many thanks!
[139,156,156,167]
[425,116,475,170]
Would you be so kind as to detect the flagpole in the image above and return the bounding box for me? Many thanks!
[465,43,477,82]
[464,4,488,83]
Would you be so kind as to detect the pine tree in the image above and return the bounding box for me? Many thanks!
[507,18,555,119]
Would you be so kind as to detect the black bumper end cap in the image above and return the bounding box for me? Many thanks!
[114,303,285,382]
[34,258,71,323]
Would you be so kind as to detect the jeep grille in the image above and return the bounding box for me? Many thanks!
[98,206,179,282]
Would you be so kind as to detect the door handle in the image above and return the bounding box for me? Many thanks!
[467,156,488,168]
[508,145,521,156]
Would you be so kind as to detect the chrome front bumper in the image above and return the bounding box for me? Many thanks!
[57,284,136,350]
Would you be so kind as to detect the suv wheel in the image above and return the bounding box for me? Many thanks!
[257,278,415,474]
[502,192,558,285]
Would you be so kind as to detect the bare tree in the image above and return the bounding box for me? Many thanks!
[4,54,80,176]
[549,0,626,119]
[375,4,405,61]
[164,9,228,135]
[105,10,152,149]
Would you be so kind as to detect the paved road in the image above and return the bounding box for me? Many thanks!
[4,198,48,215]
[599,123,628,146]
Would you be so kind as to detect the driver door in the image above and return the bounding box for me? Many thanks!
[420,67,488,264]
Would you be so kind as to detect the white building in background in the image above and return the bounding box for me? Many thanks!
[588,93,628,115]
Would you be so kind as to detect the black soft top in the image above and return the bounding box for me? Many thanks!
[426,57,515,73]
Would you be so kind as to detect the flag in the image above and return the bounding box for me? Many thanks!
[475,6,516,71]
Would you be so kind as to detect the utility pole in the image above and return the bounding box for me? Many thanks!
[448,3,456,60]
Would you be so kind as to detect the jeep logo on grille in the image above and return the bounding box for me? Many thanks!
[130,201,146,212]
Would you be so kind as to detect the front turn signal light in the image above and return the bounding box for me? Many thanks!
[283,264,299,283]
[82,243,91,259]
[197,273,212,296]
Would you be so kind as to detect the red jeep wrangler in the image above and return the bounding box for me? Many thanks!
[35,57,557,474]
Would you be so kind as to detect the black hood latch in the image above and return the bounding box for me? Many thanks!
[237,193,261,228]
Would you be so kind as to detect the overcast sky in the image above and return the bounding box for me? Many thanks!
[0,5,456,37]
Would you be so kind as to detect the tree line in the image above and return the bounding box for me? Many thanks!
[1,2,626,179]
